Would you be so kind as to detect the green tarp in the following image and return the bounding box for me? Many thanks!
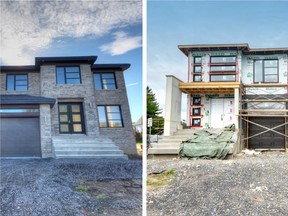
[179,124,235,159]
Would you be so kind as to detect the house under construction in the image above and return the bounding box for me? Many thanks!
[148,43,288,157]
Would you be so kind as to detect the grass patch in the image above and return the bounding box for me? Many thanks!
[96,193,108,201]
[147,169,176,190]
[76,185,89,192]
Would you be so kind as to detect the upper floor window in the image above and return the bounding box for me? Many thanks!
[6,74,28,91]
[97,105,123,128]
[254,60,278,83]
[56,66,81,84]
[210,56,236,82]
[94,73,117,90]
[211,56,236,63]
[194,56,202,64]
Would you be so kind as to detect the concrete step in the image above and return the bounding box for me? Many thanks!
[52,136,127,159]
[56,154,128,159]
[54,146,120,151]
[55,150,124,155]
[148,148,179,155]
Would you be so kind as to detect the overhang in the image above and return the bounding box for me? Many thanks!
[178,44,249,56]
[0,95,56,107]
[35,56,97,68]
[0,65,37,73]
[179,82,241,94]
[92,64,130,71]
[178,43,288,56]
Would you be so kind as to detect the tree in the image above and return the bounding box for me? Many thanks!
[147,86,163,134]
[147,86,161,119]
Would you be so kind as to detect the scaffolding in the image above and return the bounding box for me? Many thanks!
[239,83,288,151]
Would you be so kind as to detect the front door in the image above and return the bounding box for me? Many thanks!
[58,103,85,134]
[210,98,234,128]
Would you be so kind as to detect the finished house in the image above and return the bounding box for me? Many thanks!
[0,56,137,158]
[149,43,288,156]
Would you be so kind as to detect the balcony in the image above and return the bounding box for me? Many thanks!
[178,81,241,94]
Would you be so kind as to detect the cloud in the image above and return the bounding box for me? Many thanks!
[0,0,142,65]
[126,82,139,87]
[100,31,142,56]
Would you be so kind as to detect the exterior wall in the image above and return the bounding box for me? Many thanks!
[188,94,235,128]
[0,72,41,95]
[164,75,182,136]
[40,64,99,136]
[40,104,53,158]
[95,71,137,155]
[40,64,136,155]
[189,51,242,83]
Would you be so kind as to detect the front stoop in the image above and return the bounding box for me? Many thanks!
[52,136,128,159]
[148,129,198,155]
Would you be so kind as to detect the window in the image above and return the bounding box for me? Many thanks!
[6,74,28,91]
[94,73,117,90]
[192,108,201,115]
[254,60,278,83]
[193,57,202,82]
[56,66,81,84]
[193,97,201,105]
[194,56,202,64]
[210,56,236,82]
[97,105,123,128]
[192,118,201,126]
[211,56,236,63]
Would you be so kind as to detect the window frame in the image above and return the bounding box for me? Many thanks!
[6,74,28,91]
[97,105,124,128]
[56,66,82,84]
[253,59,279,83]
[93,72,117,90]
[192,118,201,126]
[192,97,201,105]
[209,56,236,82]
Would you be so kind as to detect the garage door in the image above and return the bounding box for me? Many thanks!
[248,117,285,149]
[0,117,41,157]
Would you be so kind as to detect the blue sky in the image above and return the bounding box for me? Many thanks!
[147,1,288,120]
[0,0,142,122]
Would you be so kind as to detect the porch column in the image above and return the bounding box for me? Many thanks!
[164,75,182,136]
[234,88,240,129]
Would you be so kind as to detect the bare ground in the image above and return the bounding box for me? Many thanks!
[147,152,288,216]
[0,158,142,216]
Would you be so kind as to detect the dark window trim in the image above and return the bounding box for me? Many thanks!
[97,105,124,128]
[210,56,237,64]
[209,56,237,82]
[192,118,201,126]
[210,74,236,82]
[194,56,202,64]
[6,74,28,91]
[192,108,201,116]
[253,59,279,83]
[93,72,117,90]
[193,75,202,82]
[56,66,82,84]
[58,102,86,134]
[192,97,201,105]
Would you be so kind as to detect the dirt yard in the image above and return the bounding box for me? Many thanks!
[0,158,142,216]
[147,152,288,216]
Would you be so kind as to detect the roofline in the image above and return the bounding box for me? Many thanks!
[92,64,130,71]
[35,56,97,68]
[0,65,37,72]
[178,43,288,56]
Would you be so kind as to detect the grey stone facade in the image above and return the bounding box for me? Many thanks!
[1,57,137,157]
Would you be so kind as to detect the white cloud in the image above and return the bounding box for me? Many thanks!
[100,31,142,56]
[0,0,142,65]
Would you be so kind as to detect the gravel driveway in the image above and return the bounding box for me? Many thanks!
[0,158,142,216]
[147,152,288,216]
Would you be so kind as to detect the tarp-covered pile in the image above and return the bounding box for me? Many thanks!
[179,124,236,159]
